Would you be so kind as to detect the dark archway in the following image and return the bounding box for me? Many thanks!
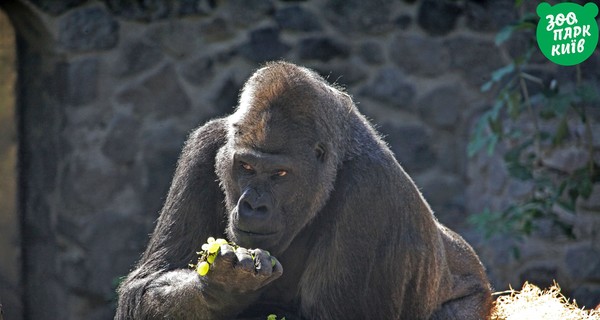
[0,6,20,320]
[1,1,67,319]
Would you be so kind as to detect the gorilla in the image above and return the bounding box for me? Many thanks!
[116,61,492,320]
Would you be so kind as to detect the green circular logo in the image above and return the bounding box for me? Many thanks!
[536,2,599,66]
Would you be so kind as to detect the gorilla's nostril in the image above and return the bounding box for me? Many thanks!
[242,200,253,211]
[255,205,268,213]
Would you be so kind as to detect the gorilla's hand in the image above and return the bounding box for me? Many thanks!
[204,245,283,294]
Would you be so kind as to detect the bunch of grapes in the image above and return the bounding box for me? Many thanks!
[191,236,278,276]
[191,237,237,276]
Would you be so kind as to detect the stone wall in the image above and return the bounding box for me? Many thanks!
[0,0,598,318]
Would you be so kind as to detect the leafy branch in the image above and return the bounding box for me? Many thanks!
[468,2,600,241]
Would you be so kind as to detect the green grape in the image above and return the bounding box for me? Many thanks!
[197,261,210,276]
[193,236,246,276]
[207,253,216,264]
[267,314,277,320]
[207,242,220,253]
[271,257,276,267]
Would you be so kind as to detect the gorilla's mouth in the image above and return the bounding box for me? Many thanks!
[232,226,281,250]
[234,227,278,237]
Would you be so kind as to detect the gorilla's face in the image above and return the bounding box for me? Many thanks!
[216,109,331,255]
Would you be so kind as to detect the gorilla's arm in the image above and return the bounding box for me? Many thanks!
[116,119,254,319]
[297,148,448,319]
[429,225,493,320]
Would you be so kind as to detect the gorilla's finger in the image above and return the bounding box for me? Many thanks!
[215,244,236,267]
[251,249,273,277]
[271,256,283,278]
[234,247,255,272]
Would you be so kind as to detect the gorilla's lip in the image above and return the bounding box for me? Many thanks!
[234,227,279,237]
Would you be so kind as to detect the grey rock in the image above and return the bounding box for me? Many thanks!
[436,135,466,175]
[518,264,558,290]
[389,34,450,77]
[114,40,164,77]
[58,6,119,52]
[117,65,191,119]
[141,125,186,215]
[465,0,517,32]
[416,171,465,215]
[311,61,368,87]
[223,0,274,27]
[572,209,600,239]
[104,0,171,21]
[486,156,508,195]
[445,37,504,87]
[29,0,87,15]
[572,285,600,310]
[359,41,385,65]
[416,85,464,128]
[83,214,148,297]
[176,0,216,16]
[213,76,241,115]
[323,0,394,34]
[360,68,415,109]
[417,0,462,36]
[199,17,234,42]
[60,157,124,211]
[51,58,98,106]
[240,27,290,63]
[275,5,322,32]
[565,246,600,281]
[146,22,203,60]
[101,114,141,164]
[380,123,436,173]
[541,146,590,174]
[577,184,600,211]
[298,37,350,62]
[180,55,215,86]
[394,14,412,30]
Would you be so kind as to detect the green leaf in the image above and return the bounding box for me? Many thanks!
[576,83,600,103]
[522,219,533,235]
[481,80,494,92]
[507,162,533,181]
[504,139,533,163]
[486,134,499,156]
[481,64,516,92]
[468,208,504,238]
[495,21,536,46]
[579,176,593,199]
[507,91,522,119]
[552,117,569,146]
[467,138,484,158]
[548,94,572,115]
[556,199,575,212]
[495,25,514,45]
[492,63,515,83]
[512,246,521,259]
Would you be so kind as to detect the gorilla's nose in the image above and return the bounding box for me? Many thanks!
[237,189,272,232]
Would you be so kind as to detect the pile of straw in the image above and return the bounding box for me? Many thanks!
[491,282,600,320]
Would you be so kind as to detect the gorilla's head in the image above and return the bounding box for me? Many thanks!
[215,62,348,254]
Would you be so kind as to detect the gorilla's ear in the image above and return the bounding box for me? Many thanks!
[315,143,326,163]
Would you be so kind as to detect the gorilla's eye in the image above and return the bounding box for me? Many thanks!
[274,170,287,177]
[240,162,255,173]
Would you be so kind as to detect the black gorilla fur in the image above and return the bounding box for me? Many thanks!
[116,62,492,319]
